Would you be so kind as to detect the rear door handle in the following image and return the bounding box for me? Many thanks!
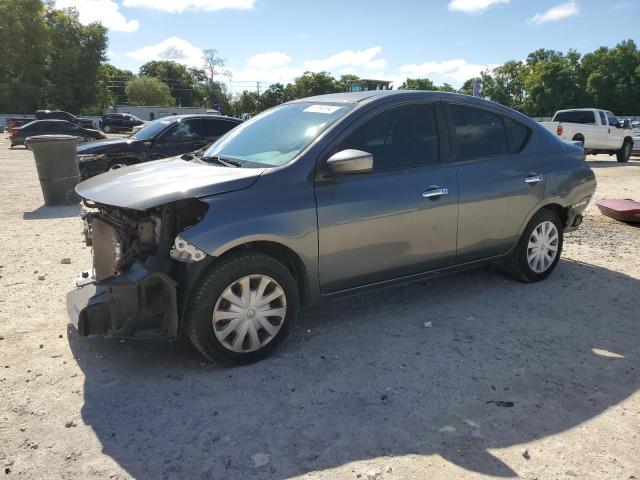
[525,174,543,184]
[421,188,449,199]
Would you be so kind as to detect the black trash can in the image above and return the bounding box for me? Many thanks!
[25,135,82,206]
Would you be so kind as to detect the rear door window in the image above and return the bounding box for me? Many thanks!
[503,117,530,153]
[450,104,508,159]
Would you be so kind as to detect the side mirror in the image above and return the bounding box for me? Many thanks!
[326,149,373,174]
[622,119,631,129]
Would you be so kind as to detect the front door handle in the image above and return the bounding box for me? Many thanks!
[525,174,543,184]
[421,188,449,199]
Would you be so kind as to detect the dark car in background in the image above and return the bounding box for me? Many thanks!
[76,114,242,178]
[35,110,96,129]
[68,91,597,365]
[99,113,146,133]
[9,119,106,147]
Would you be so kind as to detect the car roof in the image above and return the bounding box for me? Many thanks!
[288,90,536,126]
[151,114,241,122]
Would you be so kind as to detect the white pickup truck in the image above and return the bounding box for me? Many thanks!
[540,108,634,162]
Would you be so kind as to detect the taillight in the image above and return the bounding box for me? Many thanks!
[557,124,563,136]
[10,129,18,137]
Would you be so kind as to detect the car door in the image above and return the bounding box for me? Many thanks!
[149,118,209,159]
[315,102,459,293]
[606,111,624,149]
[445,102,545,263]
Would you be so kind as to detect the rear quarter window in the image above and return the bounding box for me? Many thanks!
[503,117,530,153]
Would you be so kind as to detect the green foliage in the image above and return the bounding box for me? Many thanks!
[0,0,107,114]
[0,0,50,113]
[399,78,436,90]
[468,40,640,115]
[100,63,133,106]
[125,76,175,106]
[139,60,205,107]
[44,8,107,113]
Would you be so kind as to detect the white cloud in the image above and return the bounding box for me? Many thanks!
[122,0,253,13]
[530,1,579,24]
[126,36,204,67]
[399,59,497,83]
[247,52,292,69]
[448,0,509,14]
[55,0,139,32]
[303,47,387,72]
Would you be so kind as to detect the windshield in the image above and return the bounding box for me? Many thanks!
[129,118,173,141]
[202,102,353,167]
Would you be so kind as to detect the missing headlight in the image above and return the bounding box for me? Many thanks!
[170,235,207,262]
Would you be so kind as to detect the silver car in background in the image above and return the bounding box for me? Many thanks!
[67,91,597,365]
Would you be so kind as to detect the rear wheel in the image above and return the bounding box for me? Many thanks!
[505,209,563,282]
[185,252,299,365]
[103,125,112,133]
[617,139,632,163]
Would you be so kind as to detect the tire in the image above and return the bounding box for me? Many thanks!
[103,125,112,133]
[505,209,563,283]
[617,139,632,163]
[184,252,299,365]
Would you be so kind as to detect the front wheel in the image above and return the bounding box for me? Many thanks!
[617,139,632,163]
[185,252,299,365]
[505,209,563,282]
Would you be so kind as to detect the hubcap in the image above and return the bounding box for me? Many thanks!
[527,221,559,273]
[212,274,287,353]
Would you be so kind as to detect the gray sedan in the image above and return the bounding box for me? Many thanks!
[68,91,596,365]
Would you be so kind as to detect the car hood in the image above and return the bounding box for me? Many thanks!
[76,157,265,210]
[77,137,141,154]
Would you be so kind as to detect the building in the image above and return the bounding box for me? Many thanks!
[107,105,220,121]
[348,79,393,92]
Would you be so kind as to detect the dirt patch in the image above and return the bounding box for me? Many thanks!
[1,140,639,479]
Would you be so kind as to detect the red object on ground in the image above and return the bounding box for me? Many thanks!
[595,198,640,223]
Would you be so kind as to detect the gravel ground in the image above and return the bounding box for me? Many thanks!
[1,138,639,480]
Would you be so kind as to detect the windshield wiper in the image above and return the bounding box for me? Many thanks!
[201,156,241,168]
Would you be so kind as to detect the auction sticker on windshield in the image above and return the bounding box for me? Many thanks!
[303,105,344,114]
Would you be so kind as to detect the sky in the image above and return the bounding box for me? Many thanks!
[53,0,640,92]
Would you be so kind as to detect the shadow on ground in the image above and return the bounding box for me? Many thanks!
[68,259,640,479]
[586,158,638,168]
[23,204,81,220]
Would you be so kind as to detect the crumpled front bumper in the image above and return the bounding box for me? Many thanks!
[66,261,179,338]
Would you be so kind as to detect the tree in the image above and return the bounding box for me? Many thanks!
[232,90,260,116]
[260,83,286,110]
[202,49,231,109]
[336,74,360,92]
[125,76,174,106]
[44,7,107,113]
[0,0,50,112]
[290,72,337,98]
[139,60,203,107]
[100,63,134,106]
[482,61,526,109]
[399,78,436,90]
[582,40,640,114]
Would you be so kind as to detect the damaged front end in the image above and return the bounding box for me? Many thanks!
[67,198,208,339]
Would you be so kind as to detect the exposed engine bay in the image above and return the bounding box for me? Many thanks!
[81,198,208,281]
[68,198,209,339]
